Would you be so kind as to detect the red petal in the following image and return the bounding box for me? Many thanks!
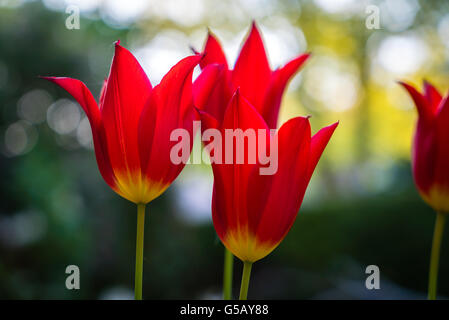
[199,31,228,69]
[412,116,437,196]
[193,63,225,114]
[101,43,153,177]
[434,96,449,191]
[40,76,115,189]
[423,80,442,113]
[197,67,233,124]
[277,54,310,83]
[307,121,339,182]
[139,55,201,187]
[221,89,269,132]
[262,54,310,128]
[399,81,433,120]
[232,22,271,115]
[211,90,270,254]
[253,117,311,254]
[400,81,439,198]
[41,77,100,125]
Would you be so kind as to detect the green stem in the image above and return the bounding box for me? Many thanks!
[239,261,253,300]
[223,248,234,300]
[428,211,446,300]
[135,203,146,300]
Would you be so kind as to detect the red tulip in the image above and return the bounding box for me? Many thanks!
[399,81,449,212]
[42,42,204,204]
[194,22,310,129]
[199,90,338,262]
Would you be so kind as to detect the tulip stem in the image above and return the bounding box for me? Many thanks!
[239,261,253,300]
[223,248,234,300]
[428,211,446,300]
[135,203,146,300]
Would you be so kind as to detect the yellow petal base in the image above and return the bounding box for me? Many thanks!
[224,230,279,263]
[421,185,449,213]
[113,170,169,204]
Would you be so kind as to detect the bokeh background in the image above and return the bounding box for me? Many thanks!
[1,0,449,299]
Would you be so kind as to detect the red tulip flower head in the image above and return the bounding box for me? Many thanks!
[194,22,310,129]
[400,81,449,213]
[199,91,338,262]
[42,42,204,204]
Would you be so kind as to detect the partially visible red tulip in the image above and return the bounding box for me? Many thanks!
[400,80,449,300]
[399,81,449,212]
[199,90,338,263]
[194,22,310,129]
[42,42,202,205]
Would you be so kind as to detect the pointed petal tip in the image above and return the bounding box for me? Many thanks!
[249,20,261,36]
[251,20,258,29]
[206,26,213,37]
[200,28,228,69]
[397,80,419,91]
[227,88,241,106]
[397,80,417,92]
[304,53,312,63]
[423,79,440,94]
[113,40,131,57]
[325,120,339,129]
[40,76,62,85]
[302,115,312,124]
[310,120,339,139]
[301,115,312,125]
[39,75,63,83]
[302,52,312,60]
[113,40,126,55]
[289,52,312,67]
[422,78,435,89]
[288,115,311,123]
[206,28,218,42]
[279,116,312,136]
